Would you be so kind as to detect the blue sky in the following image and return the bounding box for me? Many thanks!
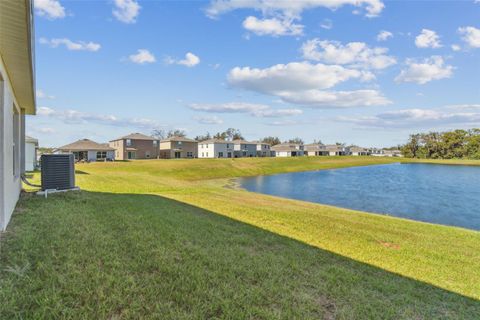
[29,0,480,147]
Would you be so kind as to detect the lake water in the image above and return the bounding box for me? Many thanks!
[239,163,480,230]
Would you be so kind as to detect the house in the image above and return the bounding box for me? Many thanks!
[253,141,271,157]
[55,139,115,162]
[368,148,385,157]
[25,136,38,171]
[233,139,257,158]
[348,146,369,156]
[325,145,347,156]
[383,149,403,157]
[109,133,160,160]
[159,136,198,159]
[271,143,304,157]
[198,139,234,158]
[304,143,329,156]
[0,0,36,230]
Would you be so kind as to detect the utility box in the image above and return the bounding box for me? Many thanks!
[41,154,75,191]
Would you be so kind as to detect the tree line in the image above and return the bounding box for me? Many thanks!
[401,129,480,159]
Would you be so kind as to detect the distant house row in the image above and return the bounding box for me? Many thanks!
[53,133,402,162]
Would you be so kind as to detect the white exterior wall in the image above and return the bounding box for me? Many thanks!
[198,143,234,158]
[87,150,115,161]
[25,141,37,171]
[0,60,24,231]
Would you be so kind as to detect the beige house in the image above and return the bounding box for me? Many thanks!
[55,139,115,162]
[271,143,304,157]
[348,146,369,156]
[110,133,160,160]
[325,145,347,156]
[159,136,198,159]
[304,143,329,156]
[0,0,36,230]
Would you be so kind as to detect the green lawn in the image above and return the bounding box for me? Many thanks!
[1,156,480,319]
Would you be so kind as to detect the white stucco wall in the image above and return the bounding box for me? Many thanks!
[25,141,37,171]
[198,142,234,158]
[0,60,24,231]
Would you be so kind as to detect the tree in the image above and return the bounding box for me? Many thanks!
[261,136,281,146]
[167,129,187,138]
[151,129,166,140]
[400,128,480,159]
[287,137,304,144]
[212,128,244,141]
[194,132,211,141]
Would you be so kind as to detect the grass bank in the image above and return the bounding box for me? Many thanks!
[2,156,480,319]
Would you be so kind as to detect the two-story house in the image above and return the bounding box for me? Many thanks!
[109,133,159,160]
[304,143,329,156]
[271,143,304,157]
[159,136,198,159]
[253,141,272,157]
[198,139,234,158]
[233,139,257,158]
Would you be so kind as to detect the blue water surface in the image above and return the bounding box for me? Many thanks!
[239,163,480,230]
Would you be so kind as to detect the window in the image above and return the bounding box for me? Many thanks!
[146,151,151,158]
[187,152,193,158]
[202,152,204,157]
[206,152,209,157]
[226,144,230,148]
[218,152,223,158]
[12,104,19,177]
[96,151,107,160]
[126,139,132,146]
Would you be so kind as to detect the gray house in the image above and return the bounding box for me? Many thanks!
[233,139,257,157]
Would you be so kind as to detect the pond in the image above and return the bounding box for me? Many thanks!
[239,163,480,230]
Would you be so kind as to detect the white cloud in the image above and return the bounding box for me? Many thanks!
[36,89,55,100]
[39,38,101,52]
[227,62,389,108]
[320,19,333,30]
[242,16,303,36]
[37,107,160,129]
[301,39,396,69]
[34,0,66,19]
[207,0,384,37]
[189,102,303,117]
[451,44,461,51]
[129,49,156,64]
[458,26,480,48]
[277,89,391,108]
[395,56,453,84]
[112,0,141,24]
[228,62,374,94]
[206,0,385,19]
[165,52,200,67]
[376,30,393,41]
[415,29,442,48]
[30,127,57,134]
[339,105,480,128]
[194,115,224,124]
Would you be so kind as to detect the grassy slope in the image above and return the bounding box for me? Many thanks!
[2,156,480,319]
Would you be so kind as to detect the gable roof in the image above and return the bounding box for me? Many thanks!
[25,135,38,144]
[161,136,197,143]
[304,143,326,151]
[232,139,256,145]
[271,143,303,152]
[57,139,115,151]
[111,133,157,141]
[200,139,233,144]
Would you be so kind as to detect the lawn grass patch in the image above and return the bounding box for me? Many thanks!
[2,156,480,318]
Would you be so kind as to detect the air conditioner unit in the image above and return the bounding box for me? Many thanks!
[41,154,75,191]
